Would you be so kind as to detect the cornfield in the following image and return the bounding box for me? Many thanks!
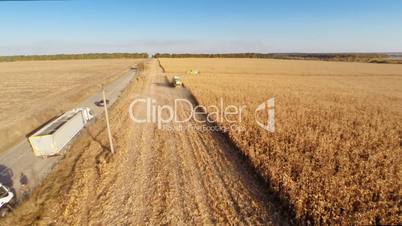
[160,58,402,224]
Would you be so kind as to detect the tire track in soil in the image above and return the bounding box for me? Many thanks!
[176,130,216,224]
[159,91,189,224]
[161,69,218,224]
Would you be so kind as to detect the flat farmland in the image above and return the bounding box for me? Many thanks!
[160,58,402,224]
[0,59,142,152]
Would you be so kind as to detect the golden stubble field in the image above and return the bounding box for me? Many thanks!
[0,59,142,152]
[160,58,402,224]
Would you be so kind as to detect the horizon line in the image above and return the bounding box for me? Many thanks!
[1,51,402,57]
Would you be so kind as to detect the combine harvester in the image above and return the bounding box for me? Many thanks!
[172,76,183,87]
[187,69,200,76]
[28,108,93,157]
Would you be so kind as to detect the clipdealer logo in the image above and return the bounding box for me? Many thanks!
[128,97,275,133]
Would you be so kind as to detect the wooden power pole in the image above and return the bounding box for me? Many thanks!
[102,86,115,154]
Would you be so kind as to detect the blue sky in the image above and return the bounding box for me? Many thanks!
[1,0,402,55]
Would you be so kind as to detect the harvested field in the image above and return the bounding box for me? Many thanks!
[0,59,142,152]
[2,60,290,225]
[160,58,402,224]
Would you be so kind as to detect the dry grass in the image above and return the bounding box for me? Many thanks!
[160,58,402,225]
[0,59,142,152]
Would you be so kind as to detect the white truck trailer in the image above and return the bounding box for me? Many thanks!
[28,108,93,157]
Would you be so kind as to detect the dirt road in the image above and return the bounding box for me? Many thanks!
[2,60,291,225]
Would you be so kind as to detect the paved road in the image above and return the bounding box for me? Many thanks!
[0,68,138,201]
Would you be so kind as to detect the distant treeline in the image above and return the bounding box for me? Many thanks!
[153,53,272,58]
[153,53,402,64]
[0,53,149,62]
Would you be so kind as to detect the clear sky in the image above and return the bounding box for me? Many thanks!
[1,0,402,55]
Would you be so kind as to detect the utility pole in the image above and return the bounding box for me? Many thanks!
[102,86,115,154]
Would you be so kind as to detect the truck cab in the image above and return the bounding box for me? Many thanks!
[0,183,14,216]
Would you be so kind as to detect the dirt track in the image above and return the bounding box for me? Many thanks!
[2,60,290,225]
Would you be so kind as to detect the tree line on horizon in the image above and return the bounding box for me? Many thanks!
[0,53,149,62]
[153,52,402,64]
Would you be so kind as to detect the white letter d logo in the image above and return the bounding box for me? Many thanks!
[255,98,275,132]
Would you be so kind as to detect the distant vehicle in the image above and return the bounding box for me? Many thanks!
[95,99,110,107]
[187,69,200,76]
[172,76,183,87]
[0,183,14,217]
[28,108,93,157]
